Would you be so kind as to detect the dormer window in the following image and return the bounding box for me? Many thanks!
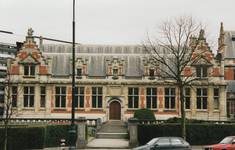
[149,68,155,80]
[149,69,155,77]
[113,68,118,76]
[24,65,35,76]
[196,66,207,78]
[77,68,82,76]
[112,68,118,79]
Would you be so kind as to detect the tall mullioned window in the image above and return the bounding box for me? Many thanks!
[12,86,17,107]
[55,86,66,108]
[146,88,157,109]
[92,87,102,108]
[128,87,139,109]
[75,87,85,108]
[24,86,34,107]
[165,88,175,109]
[40,86,46,108]
[214,88,219,110]
[197,88,207,109]
[184,88,191,110]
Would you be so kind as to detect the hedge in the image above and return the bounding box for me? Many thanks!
[0,126,45,150]
[138,124,235,145]
[0,125,75,150]
[134,109,156,120]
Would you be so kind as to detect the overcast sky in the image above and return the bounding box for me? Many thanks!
[0,0,234,49]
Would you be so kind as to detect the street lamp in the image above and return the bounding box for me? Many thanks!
[69,0,77,149]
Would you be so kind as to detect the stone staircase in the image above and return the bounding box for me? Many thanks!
[86,121,129,149]
[96,121,128,139]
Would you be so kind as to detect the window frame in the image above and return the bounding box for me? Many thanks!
[184,88,191,110]
[40,86,46,108]
[74,87,85,108]
[23,86,35,108]
[128,87,139,109]
[196,66,208,78]
[146,87,157,110]
[24,65,36,76]
[196,88,208,110]
[91,87,103,108]
[55,86,67,108]
[164,88,176,110]
[213,88,220,110]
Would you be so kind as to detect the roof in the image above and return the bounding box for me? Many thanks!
[224,31,235,58]
[41,44,146,77]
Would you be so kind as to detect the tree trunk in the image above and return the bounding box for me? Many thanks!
[179,86,186,140]
[4,120,8,150]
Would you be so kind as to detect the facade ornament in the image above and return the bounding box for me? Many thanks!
[27,28,34,37]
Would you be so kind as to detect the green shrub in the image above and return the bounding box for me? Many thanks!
[0,124,78,149]
[44,125,71,147]
[134,109,156,120]
[138,124,235,145]
[165,117,207,123]
[0,126,45,150]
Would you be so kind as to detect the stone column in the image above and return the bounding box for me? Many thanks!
[128,118,139,148]
[76,117,87,149]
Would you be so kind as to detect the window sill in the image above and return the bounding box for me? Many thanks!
[75,108,85,111]
[53,108,67,111]
[213,110,220,112]
[185,109,191,112]
[196,109,208,112]
[23,75,35,78]
[163,109,176,112]
[23,107,35,110]
[90,109,104,112]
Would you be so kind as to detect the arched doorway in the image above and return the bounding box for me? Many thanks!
[109,101,121,120]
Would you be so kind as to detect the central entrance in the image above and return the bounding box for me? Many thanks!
[109,101,121,120]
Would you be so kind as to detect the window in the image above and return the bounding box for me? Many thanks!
[149,69,155,77]
[24,65,35,76]
[128,88,139,109]
[197,88,207,109]
[92,87,102,108]
[40,86,46,108]
[165,88,175,109]
[75,87,84,108]
[184,88,191,109]
[113,68,118,76]
[77,68,82,76]
[196,66,207,78]
[146,88,157,109]
[24,86,34,107]
[12,86,17,107]
[55,87,66,108]
[233,69,235,80]
[214,88,219,110]
[0,86,4,104]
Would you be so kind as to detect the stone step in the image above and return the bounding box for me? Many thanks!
[96,132,128,139]
[86,138,130,149]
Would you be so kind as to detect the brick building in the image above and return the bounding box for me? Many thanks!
[218,23,235,119]
[6,28,227,121]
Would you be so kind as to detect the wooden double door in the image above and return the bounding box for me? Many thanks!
[109,101,121,120]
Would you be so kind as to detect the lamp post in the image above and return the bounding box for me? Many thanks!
[69,0,77,149]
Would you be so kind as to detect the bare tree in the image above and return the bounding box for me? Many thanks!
[143,16,207,139]
[2,59,22,150]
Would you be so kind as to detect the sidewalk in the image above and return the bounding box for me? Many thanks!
[43,145,203,150]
